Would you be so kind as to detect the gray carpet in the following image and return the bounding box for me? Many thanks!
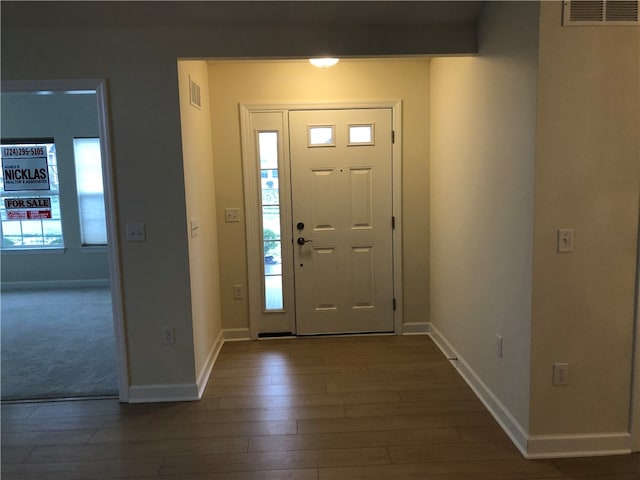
[1,287,118,401]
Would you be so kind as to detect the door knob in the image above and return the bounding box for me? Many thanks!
[297,222,305,230]
[297,237,312,245]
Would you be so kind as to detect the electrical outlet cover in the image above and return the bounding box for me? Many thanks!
[557,228,574,253]
[162,327,175,344]
[553,363,569,386]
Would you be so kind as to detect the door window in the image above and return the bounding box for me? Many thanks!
[348,124,375,145]
[308,125,335,147]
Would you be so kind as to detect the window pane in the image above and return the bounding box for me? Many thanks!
[261,169,279,205]
[265,275,283,310]
[263,206,280,239]
[309,126,334,146]
[21,221,43,245]
[74,138,107,245]
[3,221,21,236]
[48,144,60,191]
[43,220,63,246]
[258,132,278,169]
[349,125,373,144]
[78,194,107,244]
[2,221,22,247]
[264,240,282,273]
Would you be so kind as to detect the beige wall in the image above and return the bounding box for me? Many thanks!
[177,60,222,385]
[430,1,539,432]
[208,59,431,331]
[530,2,640,436]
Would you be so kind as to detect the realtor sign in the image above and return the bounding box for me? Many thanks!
[1,145,50,191]
[4,197,52,220]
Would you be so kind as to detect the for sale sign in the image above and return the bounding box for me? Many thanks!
[1,145,50,191]
[4,197,52,220]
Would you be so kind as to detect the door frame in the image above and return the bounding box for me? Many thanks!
[240,101,403,339]
[631,200,640,452]
[1,79,129,402]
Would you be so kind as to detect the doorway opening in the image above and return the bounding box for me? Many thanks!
[0,80,128,402]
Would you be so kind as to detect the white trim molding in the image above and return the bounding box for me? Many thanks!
[401,322,430,335]
[527,433,631,459]
[128,328,251,403]
[1,279,110,291]
[128,383,200,403]
[429,322,635,458]
[223,328,252,341]
[631,205,640,452]
[429,323,530,457]
[195,330,225,399]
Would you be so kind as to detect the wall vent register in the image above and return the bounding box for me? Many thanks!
[189,75,202,109]
[563,0,639,25]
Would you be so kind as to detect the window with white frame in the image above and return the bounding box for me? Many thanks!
[73,138,107,245]
[258,131,284,311]
[0,140,63,249]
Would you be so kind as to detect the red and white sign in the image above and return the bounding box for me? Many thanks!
[7,210,52,220]
[4,197,52,220]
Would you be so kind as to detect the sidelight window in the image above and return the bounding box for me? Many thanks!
[258,131,284,311]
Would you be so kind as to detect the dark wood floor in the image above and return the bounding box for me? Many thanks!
[2,335,638,479]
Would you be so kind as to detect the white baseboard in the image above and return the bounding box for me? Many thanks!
[401,322,430,335]
[195,329,225,399]
[428,323,529,457]
[128,383,199,403]
[128,328,250,403]
[429,322,634,459]
[223,328,252,341]
[527,433,631,459]
[2,279,110,290]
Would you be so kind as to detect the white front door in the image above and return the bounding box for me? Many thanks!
[289,109,394,334]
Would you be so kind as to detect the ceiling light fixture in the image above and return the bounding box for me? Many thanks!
[309,58,339,68]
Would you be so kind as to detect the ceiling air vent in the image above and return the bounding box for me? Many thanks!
[189,75,201,110]
[563,0,639,25]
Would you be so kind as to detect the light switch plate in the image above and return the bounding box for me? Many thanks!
[190,218,199,237]
[126,222,146,242]
[225,208,240,223]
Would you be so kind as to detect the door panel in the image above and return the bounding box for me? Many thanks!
[350,168,374,228]
[311,168,338,230]
[290,109,393,334]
